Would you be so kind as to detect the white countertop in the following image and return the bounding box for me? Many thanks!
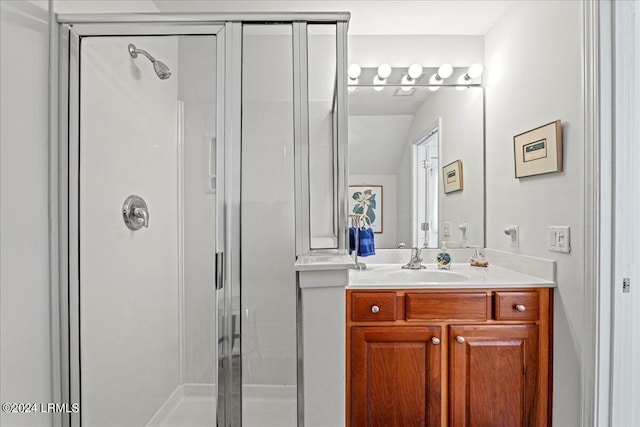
[295,253,355,271]
[347,263,556,289]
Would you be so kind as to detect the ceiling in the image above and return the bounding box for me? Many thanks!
[152,1,513,35]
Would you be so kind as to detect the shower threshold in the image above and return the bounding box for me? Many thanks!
[146,384,296,427]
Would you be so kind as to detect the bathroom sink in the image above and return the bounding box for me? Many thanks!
[383,269,469,283]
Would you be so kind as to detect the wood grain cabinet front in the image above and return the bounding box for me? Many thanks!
[351,292,397,322]
[449,324,539,427]
[346,288,553,427]
[351,326,442,427]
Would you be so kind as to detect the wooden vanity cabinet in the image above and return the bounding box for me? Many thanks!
[346,288,553,427]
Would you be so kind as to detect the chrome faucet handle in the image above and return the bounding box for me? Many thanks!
[411,247,422,261]
[402,247,425,269]
[133,207,149,228]
[123,195,149,231]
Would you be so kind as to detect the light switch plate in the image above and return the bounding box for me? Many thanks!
[444,222,451,237]
[548,226,571,253]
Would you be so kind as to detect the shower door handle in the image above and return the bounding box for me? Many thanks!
[215,252,224,290]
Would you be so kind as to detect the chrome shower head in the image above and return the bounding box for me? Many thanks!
[153,60,171,80]
[128,43,172,80]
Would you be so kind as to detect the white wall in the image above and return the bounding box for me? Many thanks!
[79,36,180,426]
[348,34,484,67]
[349,115,414,176]
[484,2,583,425]
[0,2,53,426]
[54,0,158,13]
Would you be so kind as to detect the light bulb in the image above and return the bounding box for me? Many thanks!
[373,75,386,89]
[437,63,453,79]
[400,75,414,91]
[348,63,362,80]
[408,64,423,80]
[377,63,392,79]
[428,74,441,92]
[348,77,358,90]
[467,64,483,79]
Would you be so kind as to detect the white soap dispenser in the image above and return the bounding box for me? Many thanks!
[436,242,451,270]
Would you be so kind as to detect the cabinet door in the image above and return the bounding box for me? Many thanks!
[351,326,442,427]
[449,324,539,427]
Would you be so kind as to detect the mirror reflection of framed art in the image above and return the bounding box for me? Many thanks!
[442,160,464,194]
[349,185,383,233]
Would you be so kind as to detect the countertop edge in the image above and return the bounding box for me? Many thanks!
[346,282,556,290]
[295,254,355,272]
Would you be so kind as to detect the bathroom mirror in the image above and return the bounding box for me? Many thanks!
[348,85,484,249]
[308,23,339,249]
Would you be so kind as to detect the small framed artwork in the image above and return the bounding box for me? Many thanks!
[513,120,563,178]
[349,185,383,233]
[442,160,464,194]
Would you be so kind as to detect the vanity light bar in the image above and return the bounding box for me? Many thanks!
[347,63,483,90]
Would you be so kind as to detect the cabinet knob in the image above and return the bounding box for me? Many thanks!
[431,337,441,345]
[456,336,465,344]
[371,305,380,314]
[515,304,526,312]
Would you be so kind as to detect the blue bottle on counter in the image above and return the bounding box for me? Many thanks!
[437,242,451,270]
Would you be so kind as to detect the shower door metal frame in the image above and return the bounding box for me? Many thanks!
[56,20,232,427]
[54,12,350,427]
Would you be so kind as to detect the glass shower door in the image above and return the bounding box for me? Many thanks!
[240,24,298,427]
[77,34,219,426]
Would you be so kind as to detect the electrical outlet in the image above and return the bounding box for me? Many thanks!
[548,226,571,253]
[443,222,451,237]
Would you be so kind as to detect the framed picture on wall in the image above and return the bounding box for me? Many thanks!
[349,185,383,233]
[513,120,563,178]
[442,160,464,194]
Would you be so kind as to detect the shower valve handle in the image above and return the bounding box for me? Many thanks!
[133,207,149,227]
[123,195,149,231]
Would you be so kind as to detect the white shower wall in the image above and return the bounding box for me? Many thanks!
[79,36,180,426]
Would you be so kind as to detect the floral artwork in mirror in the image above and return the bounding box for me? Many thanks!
[349,185,383,233]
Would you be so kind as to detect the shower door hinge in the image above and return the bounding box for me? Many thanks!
[622,277,630,293]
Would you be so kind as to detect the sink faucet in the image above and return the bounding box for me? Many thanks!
[402,247,426,270]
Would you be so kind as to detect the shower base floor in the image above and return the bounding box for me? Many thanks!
[147,384,296,427]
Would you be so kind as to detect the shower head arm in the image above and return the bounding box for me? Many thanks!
[128,44,156,62]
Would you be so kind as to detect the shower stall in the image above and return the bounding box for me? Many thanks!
[55,14,348,427]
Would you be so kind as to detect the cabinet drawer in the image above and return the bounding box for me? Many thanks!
[351,292,397,321]
[493,291,539,321]
[406,292,488,321]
